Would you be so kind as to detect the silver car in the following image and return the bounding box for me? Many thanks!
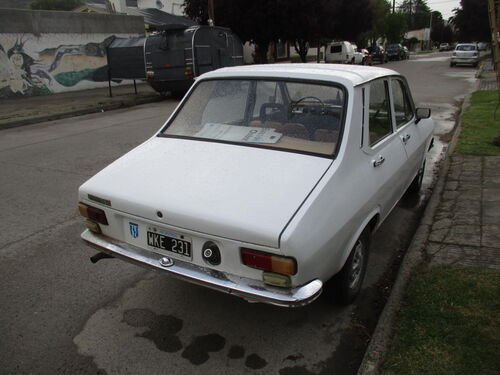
[450,43,480,67]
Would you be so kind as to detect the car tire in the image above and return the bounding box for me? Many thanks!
[407,160,426,194]
[450,62,455,67]
[325,228,370,305]
[473,62,479,68]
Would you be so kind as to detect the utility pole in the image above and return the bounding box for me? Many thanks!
[429,11,433,50]
[487,0,499,88]
[208,0,215,26]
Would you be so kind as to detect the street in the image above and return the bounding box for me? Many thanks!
[0,52,478,375]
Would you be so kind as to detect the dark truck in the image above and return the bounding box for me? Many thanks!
[145,25,243,95]
[106,25,243,96]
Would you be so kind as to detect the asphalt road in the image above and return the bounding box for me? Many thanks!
[0,51,478,375]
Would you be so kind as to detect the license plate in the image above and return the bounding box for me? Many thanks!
[147,231,191,258]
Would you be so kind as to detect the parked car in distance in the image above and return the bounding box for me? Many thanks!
[386,44,406,60]
[439,43,453,51]
[402,46,410,59]
[368,45,388,64]
[78,64,434,308]
[477,42,489,51]
[450,43,480,67]
[325,41,356,64]
[351,44,365,64]
[361,49,373,65]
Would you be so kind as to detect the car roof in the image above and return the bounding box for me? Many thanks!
[198,64,400,88]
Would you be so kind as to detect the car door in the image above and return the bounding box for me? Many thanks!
[389,77,426,187]
[362,78,408,220]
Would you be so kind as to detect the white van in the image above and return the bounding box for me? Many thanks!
[325,41,355,64]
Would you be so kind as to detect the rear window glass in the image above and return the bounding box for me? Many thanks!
[456,45,477,51]
[161,79,346,156]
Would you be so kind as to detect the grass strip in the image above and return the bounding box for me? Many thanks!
[382,266,500,375]
[456,90,500,155]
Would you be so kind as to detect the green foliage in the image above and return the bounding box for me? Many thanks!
[383,266,500,375]
[452,0,490,42]
[29,0,82,11]
[383,12,407,43]
[183,0,375,63]
[398,0,431,30]
[456,90,500,156]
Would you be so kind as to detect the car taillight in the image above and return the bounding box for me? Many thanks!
[241,249,296,275]
[146,70,154,80]
[78,203,109,225]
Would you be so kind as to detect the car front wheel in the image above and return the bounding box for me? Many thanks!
[325,228,370,304]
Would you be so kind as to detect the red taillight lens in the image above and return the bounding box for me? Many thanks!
[241,249,296,275]
[78,203,108,225]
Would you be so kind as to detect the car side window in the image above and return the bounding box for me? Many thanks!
[369,79,392,146]
[391,80,414,128]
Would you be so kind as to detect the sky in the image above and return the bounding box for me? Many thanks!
[425,0,462,20]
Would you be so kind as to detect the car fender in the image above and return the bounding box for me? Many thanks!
[337,207,380,270]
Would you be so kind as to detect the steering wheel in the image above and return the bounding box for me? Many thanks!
[293,96,325,107]
[290,96,326,116]
[373,100,387,119]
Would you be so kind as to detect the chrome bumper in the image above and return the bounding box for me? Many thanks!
[81,230,323,307]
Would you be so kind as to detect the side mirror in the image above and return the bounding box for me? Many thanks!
[415,107,431,123]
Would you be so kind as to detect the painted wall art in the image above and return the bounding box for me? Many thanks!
[0,34,133,98]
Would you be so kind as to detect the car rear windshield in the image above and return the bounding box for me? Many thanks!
[161,79,346,157]
[456,45,477,51]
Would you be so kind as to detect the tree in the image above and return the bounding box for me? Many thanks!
[430,11,455,44]
[398,0,432,30]
[384,12,407,43]
[358,0,391,47]
[452,0,490,42]
[183,0,375,63]
[30,0,82,10]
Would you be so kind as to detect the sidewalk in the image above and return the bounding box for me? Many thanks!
[0,82,164,130]
[359,62,500,375]
[428,154,500,268]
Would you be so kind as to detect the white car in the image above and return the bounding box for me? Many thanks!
[450,43,480,67]
[78,65,434,307]
[351,44,365,64]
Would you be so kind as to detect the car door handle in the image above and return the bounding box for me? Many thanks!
[402,134,411,144]
[373,155,385,167]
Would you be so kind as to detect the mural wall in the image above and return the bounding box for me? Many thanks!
[0,33,140,98]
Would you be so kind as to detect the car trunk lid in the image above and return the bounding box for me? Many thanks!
[79,137,333,248]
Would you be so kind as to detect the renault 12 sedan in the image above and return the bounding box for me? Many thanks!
[78,64,433,307]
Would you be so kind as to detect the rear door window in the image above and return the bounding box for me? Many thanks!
[368,79,393,146]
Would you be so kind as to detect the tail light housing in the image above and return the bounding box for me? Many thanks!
[241,249,296,275]
[78,203,109,225]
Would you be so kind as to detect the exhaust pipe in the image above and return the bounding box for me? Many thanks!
[90,252,115,263]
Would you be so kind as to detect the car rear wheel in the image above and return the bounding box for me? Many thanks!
[450,62,455,67]
[325,228,370,305]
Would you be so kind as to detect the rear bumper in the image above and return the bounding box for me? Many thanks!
[81,229,323,307]
[450,57,479,64]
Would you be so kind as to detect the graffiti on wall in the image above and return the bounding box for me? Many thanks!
[0,34,115,98]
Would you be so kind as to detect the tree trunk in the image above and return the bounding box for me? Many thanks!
[254,41,270,64]
[294,39,309,63]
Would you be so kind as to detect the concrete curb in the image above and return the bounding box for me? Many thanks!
[357,84,475,375]
[0,95,165,130]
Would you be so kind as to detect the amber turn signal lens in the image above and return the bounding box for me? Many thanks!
[78,203,109,225]
[241,249,297,275]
